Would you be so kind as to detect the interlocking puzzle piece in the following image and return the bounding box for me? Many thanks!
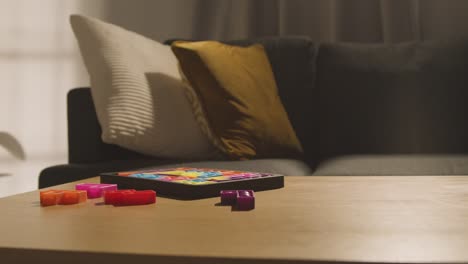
[236,190,255,210]
[220,190,238,205]
[75,183,118,198]
[58,190,87,205]
[117,171,138,176]
[220,190,255,210]
[103,189,136,205]
[40,190,64,206]
[209,176,232,182]
[180,172,202,177]
[159,170,186,176]
[121,190,156,206]
[104,190,156,206]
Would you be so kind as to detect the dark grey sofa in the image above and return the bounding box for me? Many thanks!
[39,37,468,188]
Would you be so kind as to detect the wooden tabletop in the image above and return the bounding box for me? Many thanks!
[2,176,468,264]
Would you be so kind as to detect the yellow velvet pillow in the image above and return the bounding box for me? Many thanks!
[171,41,303,160]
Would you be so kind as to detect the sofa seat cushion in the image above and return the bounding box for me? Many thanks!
[313,155,468,176]
[39,159,312,188]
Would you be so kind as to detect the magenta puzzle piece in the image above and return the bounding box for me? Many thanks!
[75,183,118,198]
[220,190,255,210]
[236,190,255,210]
[220,190,238,205]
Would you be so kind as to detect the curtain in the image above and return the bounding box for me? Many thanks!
[106,0,468,43]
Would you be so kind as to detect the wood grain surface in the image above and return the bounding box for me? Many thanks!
[2,176,468,264]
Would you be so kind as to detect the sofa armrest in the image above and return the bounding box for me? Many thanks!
[67,88,148,163]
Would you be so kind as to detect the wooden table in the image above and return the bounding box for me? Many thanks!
[2,176,468,264]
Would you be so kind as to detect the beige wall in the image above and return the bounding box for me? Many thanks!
[0,0,110,196]
[0,0,109,161]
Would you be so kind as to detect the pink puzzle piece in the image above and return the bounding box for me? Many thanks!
[75,183,118,198]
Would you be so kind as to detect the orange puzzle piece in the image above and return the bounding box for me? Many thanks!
[40,190,87,206]
[40,190,64,206]
[59,190,87,205]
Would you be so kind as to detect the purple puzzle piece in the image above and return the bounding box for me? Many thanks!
[236,190,255,211]
[220,190,238,205]
[75,183,118,198]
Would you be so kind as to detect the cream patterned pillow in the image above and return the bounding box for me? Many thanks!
[70,15,218,159]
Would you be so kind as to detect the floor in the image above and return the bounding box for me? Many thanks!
[0,156,65,198]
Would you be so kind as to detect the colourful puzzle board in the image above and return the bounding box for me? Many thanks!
[100,167,284,199]
[115,167,276,185]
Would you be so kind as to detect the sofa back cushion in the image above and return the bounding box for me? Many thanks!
[315,39,468,160]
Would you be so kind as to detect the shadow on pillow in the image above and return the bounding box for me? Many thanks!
[145,72,221,159]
